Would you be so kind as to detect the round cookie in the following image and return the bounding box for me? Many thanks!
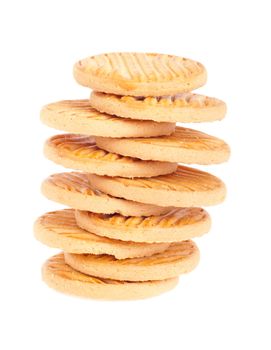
[96,127,230,165]
[44,134,177,178]
[41,172,173,217]
[34,209,169,258]
[40,100,175,138]
[90,92,226,123]
[75,208,211,243]
[65,240,199,282]
[73,52,207,96]
[88,165,226,207]
[43,253,178,300]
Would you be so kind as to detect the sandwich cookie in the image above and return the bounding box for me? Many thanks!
[64,240,199,282]
[96,126,230,165]
[41,100,175,137]
[90,92,226,123]
[43,253,178,300]
[88,165,226,207]
[34,209,169,258]
[75,208,211,243]
[73,52,207,96]
[41,172,173,216]
[44,134,177,178]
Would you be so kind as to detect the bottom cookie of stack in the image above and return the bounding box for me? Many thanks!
[43,253,179,300]
[35,209,200,300]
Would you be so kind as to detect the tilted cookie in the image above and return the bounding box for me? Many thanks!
[41,172,173,216]
[90,92,226,123]
[88,165,226,207]
[34,209,169,258]
[41,100,175,137]
[43,253,178,300]
[44,134,177,178]
[73,52,207,96]
[75,208,211,243]
[65,240,199,282]
[96,127,230,165]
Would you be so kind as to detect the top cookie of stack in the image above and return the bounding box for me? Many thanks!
[77,52,226,123]
[38,52,230,301]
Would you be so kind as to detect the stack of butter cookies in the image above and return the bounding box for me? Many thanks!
[34,52,230,300]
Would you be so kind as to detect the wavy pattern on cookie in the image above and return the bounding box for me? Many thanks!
[113,93,223,107]
[156,127,228,151]
[47,134,139,163]
[46,134,178,177]
[36,209,170,258]
[70,241,197,266]
[41,99,176,138]
[90,91,226,123]
[45,172,100,196]
[111,166,222,192]
[44,100,118,121]
[85,208,208,229]
[118,127,229,151]
[137,128,224,149]
[79,53,204,82]
[43,172,175,217]
[38,209,106,241]
[45,254,124,284]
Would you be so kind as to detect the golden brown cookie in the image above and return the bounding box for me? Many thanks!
[41,172,173,216]
[73,52,207,96]
[75,208,211,243]
[65,240,199,282]
[40,100,175,137]
[34,209,170,258]
[90,92,226,123]
[43,253,178,300]
[44,134,177,178]
[96,127,230,165]
[88,165,226,207]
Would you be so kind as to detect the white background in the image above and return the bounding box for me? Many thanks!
[1,1,270,349]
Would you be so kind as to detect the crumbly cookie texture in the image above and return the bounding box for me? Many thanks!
[74,52,207,96]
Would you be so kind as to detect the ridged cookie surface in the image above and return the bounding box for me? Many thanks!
[65,240,199,281]
[90,92,226,122]
[88,165,226,207]
[43,253,178,300]
[96,127,230,165]
[41,100,175,137]
[74,52,207,96]
[44,134,177,178]
[41,172,173,216]
[75,208,211,243]
[34,209,170,258]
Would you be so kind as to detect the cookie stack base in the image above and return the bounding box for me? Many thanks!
[43,253,179,300]
[37,210,198,300]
